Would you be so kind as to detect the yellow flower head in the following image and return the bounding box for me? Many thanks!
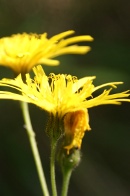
[0,30,93,74]
[0,65,129,153]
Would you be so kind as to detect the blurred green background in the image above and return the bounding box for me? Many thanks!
[0,0,130,195]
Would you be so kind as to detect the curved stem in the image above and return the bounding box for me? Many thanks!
[61,169,72,196]
[20,101,50,196]
[50,138,58,196]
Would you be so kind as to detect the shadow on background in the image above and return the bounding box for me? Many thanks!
[0,0,130,195]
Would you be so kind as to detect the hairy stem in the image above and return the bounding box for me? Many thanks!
[50,138,58,196]
[20,101,49,196]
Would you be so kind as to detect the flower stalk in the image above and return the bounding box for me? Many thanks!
[20,101,50,196]
[61,168,72,196]
[57,146,81,196]
[46,113,63,196]
[50,137,58,196]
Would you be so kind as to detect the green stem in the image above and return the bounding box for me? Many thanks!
[50,138,58,196]
[61,169,72,196]
[20,101,50,196]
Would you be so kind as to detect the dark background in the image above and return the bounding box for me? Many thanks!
[0,0,130,195]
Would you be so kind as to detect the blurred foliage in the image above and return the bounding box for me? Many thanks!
[0,0,130,195]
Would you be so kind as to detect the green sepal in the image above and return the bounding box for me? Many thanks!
[46,113,64,141]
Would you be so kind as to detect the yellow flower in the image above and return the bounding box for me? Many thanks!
[0,30,93,74]
[0,65,129,153]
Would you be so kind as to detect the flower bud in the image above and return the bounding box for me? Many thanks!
[63,109,91,154]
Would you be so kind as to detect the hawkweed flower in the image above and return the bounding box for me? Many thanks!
[0,65,129,153]
[0,30,93,75]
